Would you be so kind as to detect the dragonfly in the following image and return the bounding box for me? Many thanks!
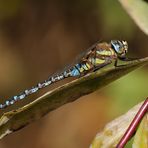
[0,40,128,109]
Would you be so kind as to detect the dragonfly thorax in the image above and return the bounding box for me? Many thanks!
[111,40,128,59]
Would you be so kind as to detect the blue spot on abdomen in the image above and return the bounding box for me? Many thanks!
[70,67,80,76]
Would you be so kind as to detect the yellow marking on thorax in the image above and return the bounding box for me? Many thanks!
[95,42,116,57]
[88,57,105,66]
[96,49,113,56]
[95,58,105,65]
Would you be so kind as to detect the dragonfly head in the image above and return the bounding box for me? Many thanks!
[111,40,128,58]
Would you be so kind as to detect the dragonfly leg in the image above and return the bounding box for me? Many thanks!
[114,59,118,67]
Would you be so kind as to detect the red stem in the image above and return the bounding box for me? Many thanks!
[116,97,148,148]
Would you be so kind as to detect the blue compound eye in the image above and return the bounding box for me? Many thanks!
[111,40,122,54]
[111,40,128,58]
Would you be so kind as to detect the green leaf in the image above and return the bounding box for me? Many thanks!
[132,113,148,148]
[119,0,148,35]
[0,57,148,139]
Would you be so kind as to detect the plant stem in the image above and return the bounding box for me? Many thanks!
[116,97,148,148]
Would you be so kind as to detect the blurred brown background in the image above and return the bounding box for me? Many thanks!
[0,0,147,148]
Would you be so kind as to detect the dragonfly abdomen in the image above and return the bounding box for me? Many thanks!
[0,73,68,109]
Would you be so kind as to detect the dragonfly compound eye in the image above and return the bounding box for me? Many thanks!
[111,40,128,58]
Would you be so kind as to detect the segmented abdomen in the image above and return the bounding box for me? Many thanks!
[0,71,70,109]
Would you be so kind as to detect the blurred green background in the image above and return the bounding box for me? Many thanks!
[0,0,147,148]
